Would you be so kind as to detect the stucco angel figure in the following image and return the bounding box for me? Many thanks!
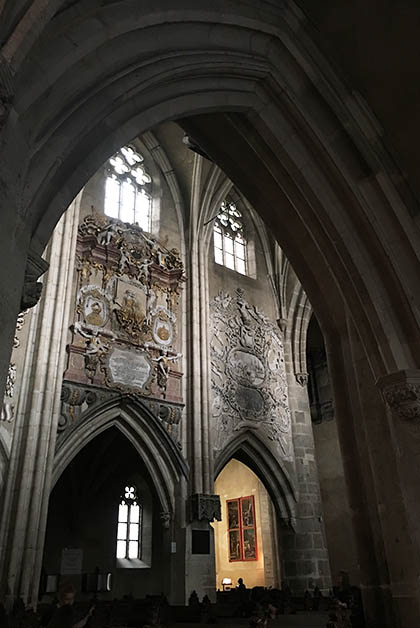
[153,350,182,390]
[137,257,153,282]
[118,246,131,274]
[84,334,109,381]
[98,221,124,246]
[139,231,166,265]
[145,287,157,325]
[73,323,110,380]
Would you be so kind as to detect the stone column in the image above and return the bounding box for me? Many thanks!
[377,369,420,624]
[0,232,42,404]
[283,342,332,594]
[184,154,220,601]
[331,318,420,628]
[0,196,81,608]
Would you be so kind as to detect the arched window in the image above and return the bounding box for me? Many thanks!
[116,484,142,559]
[213,201,247,275]
[105,145,152,230]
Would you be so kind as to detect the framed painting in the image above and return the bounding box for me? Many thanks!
[227,495,257,562]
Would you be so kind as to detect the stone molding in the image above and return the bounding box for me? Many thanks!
[377,370,420,420]
[188,493,221,522]
[58,380,184,445]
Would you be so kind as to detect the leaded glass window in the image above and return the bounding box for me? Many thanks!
[213,201,247,275]
[116,484,142,559]
[105,145,152,230]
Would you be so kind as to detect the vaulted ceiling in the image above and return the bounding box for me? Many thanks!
[1,1,419,211]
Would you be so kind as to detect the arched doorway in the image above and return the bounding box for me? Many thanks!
[43,427,161,600]
[48,395,189,605]
[213,458,280,591]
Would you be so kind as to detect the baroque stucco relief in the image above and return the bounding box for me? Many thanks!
[62,211,185,434]
[210,289,292,459]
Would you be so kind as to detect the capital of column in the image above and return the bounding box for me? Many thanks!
[377,370,420,420]
[160,511,172,529]
[277,317,288,334]
[295,372,309,387]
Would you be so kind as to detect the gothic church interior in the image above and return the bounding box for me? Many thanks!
[0,3,420,628]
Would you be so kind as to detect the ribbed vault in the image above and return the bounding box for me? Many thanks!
[0,2,416,384]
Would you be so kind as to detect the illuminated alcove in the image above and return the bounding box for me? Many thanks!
[213,459,281,590]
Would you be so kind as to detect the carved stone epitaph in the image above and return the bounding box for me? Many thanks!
[65,213,185,403]
[107,347,153,391]
[210,290,292,458]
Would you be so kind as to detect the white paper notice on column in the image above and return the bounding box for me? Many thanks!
[60,548,83,574]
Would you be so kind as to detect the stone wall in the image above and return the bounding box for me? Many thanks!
[312,419,360,585]
[308,316,359,585]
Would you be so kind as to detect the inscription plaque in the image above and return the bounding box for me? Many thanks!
[108,347,152,390]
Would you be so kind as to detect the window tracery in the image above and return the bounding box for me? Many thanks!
[116,484,142,559]
[105,145,152,230]
[213,201,247,275]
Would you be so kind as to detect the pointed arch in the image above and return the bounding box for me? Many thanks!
[141,129,186,261]
[214,431,297,528]
[286,283,313,381]
[53,394,188,515]
[2,3,416,374]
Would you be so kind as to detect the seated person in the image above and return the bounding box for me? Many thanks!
[47,583,94,628]
[237,578,246,590]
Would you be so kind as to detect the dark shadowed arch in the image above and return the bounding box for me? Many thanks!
[53,394,189,515]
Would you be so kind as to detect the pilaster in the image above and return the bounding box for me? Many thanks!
[0,197,81,608]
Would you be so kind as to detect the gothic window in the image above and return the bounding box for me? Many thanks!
[227,496,257,562]
[104,145,152,230]
[213,201,247,275]
[116,484,142,560]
